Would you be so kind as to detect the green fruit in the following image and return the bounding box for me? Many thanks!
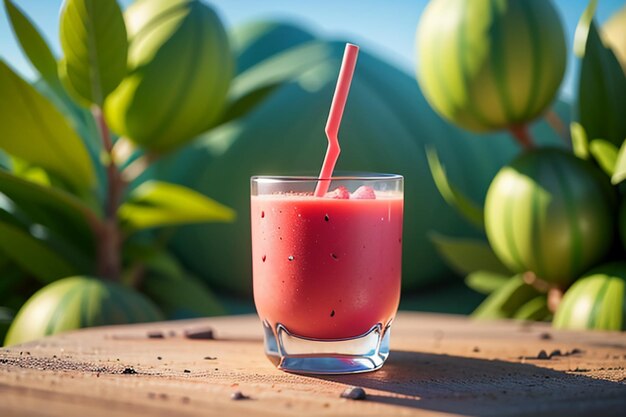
[485,148,615,286]
[104,0,233,152]
[416,0,566,132]
[553,263,626,331]
[4,276,163,346]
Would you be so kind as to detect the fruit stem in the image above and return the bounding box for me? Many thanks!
[92,106,125,282]
[544,109,569,145]
[547,287,564,314]
[509,124,535,149]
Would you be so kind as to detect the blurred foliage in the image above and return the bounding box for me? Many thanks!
[0,0,235,345]
[424,0,626,330]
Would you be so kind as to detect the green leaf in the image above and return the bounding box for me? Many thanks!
[472,275,540,319]
[0,60,96,190]
[59,0,127,106]
[589,139,619,176]
[0,170,99,251]
[513,295,550,321]
[119,181,235,234]
[0,220,78,283]
[425,147,484,229]
[570,122,589,159]
[612,140,626,184]
[142,270,225,319]
[574,0,599,57]
[3,0,61,92]
[126,246,224,318]
[430,233,510,276]
[579,22,626,148]
[465,271,510,295]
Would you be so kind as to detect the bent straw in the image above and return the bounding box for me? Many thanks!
[314,43,359,197]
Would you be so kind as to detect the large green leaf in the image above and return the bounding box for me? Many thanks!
[118,181,235,234]
[589,139,619,176]
[0,220,78,283]
[0,170,98,251]
[426,148,484,229]
[573,0,599,57]
[465,270,510,295]
[612,140,626,184]
[579,22,626,148]
[3,0,61,92]
[472,275,540,319]
[430,233,510,276]
[59,0,127,106]
[0,60,95,190]
[125,245,224,318]
[570,122,590,160]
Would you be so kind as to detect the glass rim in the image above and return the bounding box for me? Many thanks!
[251,173,403,183]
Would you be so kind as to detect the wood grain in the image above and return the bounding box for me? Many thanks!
[1,312,625,417]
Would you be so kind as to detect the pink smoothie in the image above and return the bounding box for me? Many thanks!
[251,192,403,339]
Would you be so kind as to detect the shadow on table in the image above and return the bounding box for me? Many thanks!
[310,350,626,417]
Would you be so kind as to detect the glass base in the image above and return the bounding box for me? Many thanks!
[262,320,391,374]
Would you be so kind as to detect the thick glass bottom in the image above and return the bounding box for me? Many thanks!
[262,320,391,374]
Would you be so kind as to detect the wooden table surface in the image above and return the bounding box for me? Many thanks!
[0,312,625,417]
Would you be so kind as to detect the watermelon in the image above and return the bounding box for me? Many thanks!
[4,276,163,346]
[144,22,565,295]
[485,148,616,287]
[553,262,626,331]
[416,0,566,132]
[104,0,233,152]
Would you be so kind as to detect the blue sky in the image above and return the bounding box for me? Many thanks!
[0,0,623,100]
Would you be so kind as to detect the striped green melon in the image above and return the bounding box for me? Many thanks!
[4,276,163,346]
[416,0,566,132]
[104,0,233,152]
[485,148,615,286]
[553,263,626,331]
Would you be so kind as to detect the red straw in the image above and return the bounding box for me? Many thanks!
[314,43,359,197]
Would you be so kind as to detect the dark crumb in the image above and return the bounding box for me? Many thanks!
[324,214,329,222]
[121,367,137,374]
[537,350,549,360]
[157,356,162,360]
[53,355,57,358]
[147,331,164,339]
[214,368,219,371]
[549,349,562,358]
[184,369,191,373]
[231,391,250,400]
[25,352,31,355]
[330,310,335,317]
[181,396,190,404]
[570,348,584,355]
[116,358,120,361]
[572,367,590,372]
[539,332,552,340]
[204,356,217,360]
[340,386,367,400]
[472,347,480,353]
[159,393,168,400]
[184,327,214,340]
